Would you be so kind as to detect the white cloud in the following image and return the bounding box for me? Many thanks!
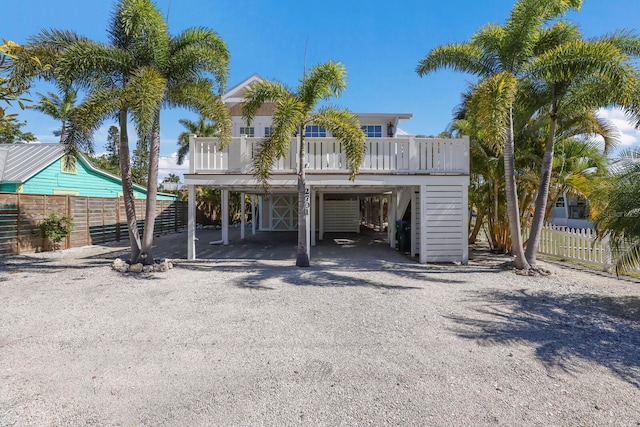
[158,152,189,184]
[597,107,640,148]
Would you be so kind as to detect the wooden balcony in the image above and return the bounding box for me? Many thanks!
[189,135,469,176]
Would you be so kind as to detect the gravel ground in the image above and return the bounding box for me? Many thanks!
[0,231,639,426]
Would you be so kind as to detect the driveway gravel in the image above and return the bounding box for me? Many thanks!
[1,230,639,426]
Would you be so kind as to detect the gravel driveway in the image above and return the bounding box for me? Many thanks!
[1,231,639,426]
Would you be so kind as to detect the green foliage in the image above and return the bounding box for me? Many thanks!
[0,118,36,144]
[595,149,640,275]
[88,125,121,175]
[38,212,73,250]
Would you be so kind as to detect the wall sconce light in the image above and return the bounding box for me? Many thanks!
[387,122,395,137]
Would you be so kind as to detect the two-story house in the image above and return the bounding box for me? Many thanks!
[183,75,470,264]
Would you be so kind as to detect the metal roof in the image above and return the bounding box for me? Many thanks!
[0,144,65,183]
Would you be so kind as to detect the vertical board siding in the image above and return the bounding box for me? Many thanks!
[323,200,360,232]
[0,192,187,255]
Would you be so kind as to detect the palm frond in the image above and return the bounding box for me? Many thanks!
[298,61,347,106]
[416,43,494,77]
[313,107,366,180]
[241,80,291,125]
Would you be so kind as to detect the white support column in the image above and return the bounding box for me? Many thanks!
[187,185,196,260]
[318,192,324,240]
[240,192,245,240]
[419,184,428,264]
[310,188,316,247]
[251,195,257,235]
[389,191,397,248]
[410,187,417,257]
[379,196,384,231]
[304,185,311,260]
[259,196,264,230]
[222,189,229,245]
[461,183,469,265]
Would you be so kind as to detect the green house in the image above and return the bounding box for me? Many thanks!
[0,143,177,200]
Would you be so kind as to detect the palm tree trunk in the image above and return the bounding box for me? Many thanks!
[118,108,142,263]
[141,115,160,265]
[469,211,485,244]
[296,128,310,267]
[525,107,558,266]
[504,106,530,269]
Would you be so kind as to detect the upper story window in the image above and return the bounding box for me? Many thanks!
[555,197,565,207]
[305,125,327,138]
[239,126,255,137]
[264,127,273,138]
[361,125,382,138]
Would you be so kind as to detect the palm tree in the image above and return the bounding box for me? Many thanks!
[16,0,231,264]
[241,61,366,267]
[416,0,582,270]
[176,116,218,165]
[523,27,640,266]
[28,89,79,143]
[595,148,640,275]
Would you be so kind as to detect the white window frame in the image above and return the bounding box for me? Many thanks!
[361,125,383,138]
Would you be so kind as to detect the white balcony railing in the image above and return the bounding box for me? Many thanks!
[189,135,469,175]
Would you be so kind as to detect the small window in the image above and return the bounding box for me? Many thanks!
[61,155,77,174]
[304,125,327,138]
[264,127,273,137]
[361,125,383,138]
[555,197,565,207]
[16,184,24,193]
[239,126,255,137]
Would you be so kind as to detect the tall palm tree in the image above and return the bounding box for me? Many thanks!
[176,116,218,165]
[16,0,230,264]
[28,89,79,143]
[416,0,582,270]
[241,61,366,267]
[523,28,640,266]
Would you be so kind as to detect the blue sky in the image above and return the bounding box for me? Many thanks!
[4,0,640,180]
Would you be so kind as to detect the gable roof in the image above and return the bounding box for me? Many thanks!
[222,74,265,106]
[0,143,171,197]
[0,144,65,183]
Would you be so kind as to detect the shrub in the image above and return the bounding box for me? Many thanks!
[38,212,73,250]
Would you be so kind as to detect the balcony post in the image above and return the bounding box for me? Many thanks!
[189,134,196,173]
[409,136,419,171]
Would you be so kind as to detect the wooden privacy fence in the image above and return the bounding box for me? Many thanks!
[0,193,187,255]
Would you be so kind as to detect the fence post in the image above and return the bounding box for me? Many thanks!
[66,195,71,250]
[116,197,121,242]
[16,193,21,255]
[603,234,612,273]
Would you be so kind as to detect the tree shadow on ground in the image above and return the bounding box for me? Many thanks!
[174,258,470,291]
[447,289,640,388]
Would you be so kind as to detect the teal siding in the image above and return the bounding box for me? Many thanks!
[0,183,17,192]
[20,157,176,200]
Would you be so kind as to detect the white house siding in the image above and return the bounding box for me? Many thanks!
[421,185,465,262]
[323,199,360,233]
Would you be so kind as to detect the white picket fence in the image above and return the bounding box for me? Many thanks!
[536,224,612,269]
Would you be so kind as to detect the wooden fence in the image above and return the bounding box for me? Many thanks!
[0,193,187,255]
